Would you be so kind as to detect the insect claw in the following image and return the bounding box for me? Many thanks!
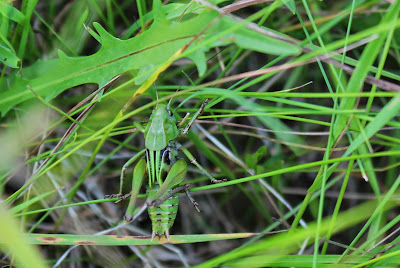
[193,201,201,213]
[151,231,156,241]
[105,193,128,203]
[211,178,227,183]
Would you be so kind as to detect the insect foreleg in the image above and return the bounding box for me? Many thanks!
[182,98,209,135]
[124,158,147,222]
[178,145,226,183]
[177,112,190,128]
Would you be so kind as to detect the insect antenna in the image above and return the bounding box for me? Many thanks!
[154,83,159,108]
[167,85,183,116]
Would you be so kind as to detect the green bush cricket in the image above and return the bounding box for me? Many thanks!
[107,98,225,239]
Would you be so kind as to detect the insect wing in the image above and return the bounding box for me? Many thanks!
[145,117,167,150]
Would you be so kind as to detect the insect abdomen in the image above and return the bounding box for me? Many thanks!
[147,186,179,237]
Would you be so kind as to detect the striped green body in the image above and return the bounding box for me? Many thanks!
[147,184,180,237]
[110,102,211,239]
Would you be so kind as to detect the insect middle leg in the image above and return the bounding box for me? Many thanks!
[178,145,226,184]
[175,99,226,183]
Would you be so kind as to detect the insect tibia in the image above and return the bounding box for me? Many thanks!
[179,146,227,184]
[182,98,209,135]
[184,185,201,213]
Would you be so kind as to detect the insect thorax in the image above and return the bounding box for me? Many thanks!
[145,140,182,185]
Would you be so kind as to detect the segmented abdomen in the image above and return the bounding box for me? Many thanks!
[147,185,179,237]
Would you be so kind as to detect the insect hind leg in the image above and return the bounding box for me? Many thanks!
[147,184,200,212]
[105,149,146,202]
[184,184,200,212]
